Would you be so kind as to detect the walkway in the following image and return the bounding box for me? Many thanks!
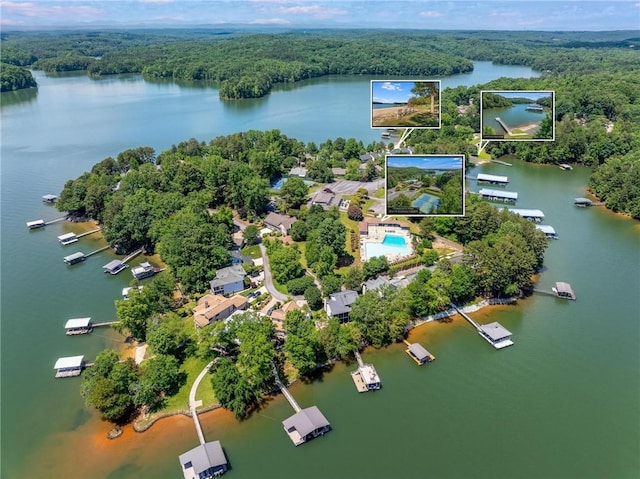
[189,360,215,445]
[259,244,288,301]
[272,363,301,413]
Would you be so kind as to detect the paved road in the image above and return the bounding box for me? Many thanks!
[259,243,289,301]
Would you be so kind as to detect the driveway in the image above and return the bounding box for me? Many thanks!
[259,243,289,301]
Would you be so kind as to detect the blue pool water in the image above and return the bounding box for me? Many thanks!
[270,178,314,190]
[364,234,410,260]
[412,193,440,213]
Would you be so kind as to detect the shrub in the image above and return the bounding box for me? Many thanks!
[347,205,363,221]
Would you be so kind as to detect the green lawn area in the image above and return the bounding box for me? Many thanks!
[373,188,386,199]
[241,244,262,259]
[338,211,361,270]
[272,277,289,295]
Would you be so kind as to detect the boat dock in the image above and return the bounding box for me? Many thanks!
[122,248,144,264]
[495,117,512,135]
[534,282,576,300]
[27,215,67,228]
[350,350,381,392]
[535,224,558,239]
[477,173,509,185]
[451,304,514,350]
[64,245,110,265]
[54,355,85,378]
[404,340,435,365]
[479,188,518,203]
[574,197,604,207]
[64,318,120,335]
[507,208,545,222]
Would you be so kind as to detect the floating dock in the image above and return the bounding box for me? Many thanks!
[559,164,573,171]
[452,305,513,350]
[404,340,435,365]
[479,188,518,203]
[477,173,509,185]
[350,350,381,392]
[54,355,84,378]
[507,208,545,222]
[535,224,558,239]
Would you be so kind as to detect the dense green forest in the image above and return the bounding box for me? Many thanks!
[0,62,37,91]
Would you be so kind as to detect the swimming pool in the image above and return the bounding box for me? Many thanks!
[270,178,315,190]
[364,234,410,261]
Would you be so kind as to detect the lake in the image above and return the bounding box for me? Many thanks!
[1,61,638,479]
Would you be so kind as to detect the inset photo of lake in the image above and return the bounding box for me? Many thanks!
[481,90,555,141]
[386,154,464,216]
[371,80,441,129]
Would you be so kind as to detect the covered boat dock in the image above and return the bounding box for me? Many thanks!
[63,252,86,265]
[508,208,545,222]
[535,225,558,239]
[553,282,576,300]
[478,322,514,349]
[58,232,78,245]
[103,259,128,275]
[405,341,435,365]
[54,355,84,378]
[64,317,92,335]
[479,188,518,203]
[477,173,509,185]
[178,441,228,479]
[282,406,331,446]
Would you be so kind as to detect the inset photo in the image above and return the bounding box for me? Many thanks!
[386,155,464,216]
[481,90,555,141]
[372,80,441,129]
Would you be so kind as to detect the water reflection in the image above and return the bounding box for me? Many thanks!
[0,86,38,108]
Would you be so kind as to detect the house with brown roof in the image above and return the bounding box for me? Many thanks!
[193,294,248,328]
[264,212,298,235]
[270,301,302,331]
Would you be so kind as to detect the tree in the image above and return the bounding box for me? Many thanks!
[211,358,256,419]
[280,177,309,210]
[312,218,346,258]
[320,275,343,297]
[304,286,323,310]
[115,294,151,341]
[284,310,321,375]
[343,265,364,291]
[363,256,389,279]
[269,245,303,284]
[289,220,308,241]
[286,276,315,295]
[410,81,439,114]
[347,205,364,221]
[243,224,260,246]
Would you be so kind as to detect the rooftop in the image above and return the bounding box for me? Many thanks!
[479,188,518,200]
[103,259,125,271]
[209,265,246,288]
[408,342,430,361]
[508,208,545,219]
[54,355,84,369]
[326,290,359,316]
[282,406,330,438]
[555,282,573,294]
[477,173,509,183]
[193,294,248,327]
[479,322,512,341]
[264,212,297,231]
[178,441,228,478]
[64,317,91,329]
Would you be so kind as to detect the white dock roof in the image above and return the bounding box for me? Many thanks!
[58,232,77,241]
[27,219,45,227]
[479,188,518,200]
[535,225,557,235]
[477,173,509,183]
[508,208,545,219]
[64,317,91,329]
[480,322,512,341]
[54,355,84,369]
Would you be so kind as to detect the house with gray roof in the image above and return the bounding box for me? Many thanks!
[282,406,331,446]
[324,290,359,321]
[362,276,395,294]
[264,212,297,235]
[289,167,307,177]
[210,265,246,295]
[311,191,335,208]
[178,441,228,478]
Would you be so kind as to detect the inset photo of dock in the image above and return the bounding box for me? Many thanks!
[385,154,464,216]
[480,90,555,141]
[371,80,441,129]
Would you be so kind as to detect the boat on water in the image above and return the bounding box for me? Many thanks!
[131,261,155,280]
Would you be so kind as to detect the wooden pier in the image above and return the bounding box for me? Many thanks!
[45,216,68,225]
[272,363,301,412]
[85,245,111,258]
[494,117,512,135]
[122,248,144,264]
[490,159,513,167]
[77,227,101,239]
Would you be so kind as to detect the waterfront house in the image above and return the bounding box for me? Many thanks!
[264,212,297,235]
[103,259,128,275]
[325,290,358,322]
[270,301,302,331]
[193,294,248,328]
[282,406,331,446]
[362,276,395,294]
[54,355,84,378]
[209,265,246,295]
[178,441,228,479]
[359,152,382,163]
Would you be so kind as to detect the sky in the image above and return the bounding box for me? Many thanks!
[388,155,463,170]
[372,81,440,104]
[1,1,639,30]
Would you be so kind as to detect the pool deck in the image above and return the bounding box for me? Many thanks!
[360,227,413,262]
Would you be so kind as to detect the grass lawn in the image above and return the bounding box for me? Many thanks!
[338,211,362,271]
[373,188,386,199]
[241,244,262,259]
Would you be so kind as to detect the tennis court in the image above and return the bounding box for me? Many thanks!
[412,193,440,213]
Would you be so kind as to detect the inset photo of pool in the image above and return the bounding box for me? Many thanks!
[385,154,465,216]
[371,80,441,129]
[481,90,555,141]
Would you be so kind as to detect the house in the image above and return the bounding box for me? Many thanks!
[359,152,382,163]
[264,212,297,235]
[362,277,395,294]
[178,441,228,479]
[192,294,248,328]
[231,230,245,249]
[325,290,358,321]
[331,167,347,176]
[311,191,335,208]
[270,301,302,331]
[282,406,331,446]
[209,265,246,295]
[289,167,307,177]
[231,250,254,266]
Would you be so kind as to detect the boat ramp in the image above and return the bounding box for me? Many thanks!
[451,305,513,350]
[404,340,435,365]
[350,350,381,392]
